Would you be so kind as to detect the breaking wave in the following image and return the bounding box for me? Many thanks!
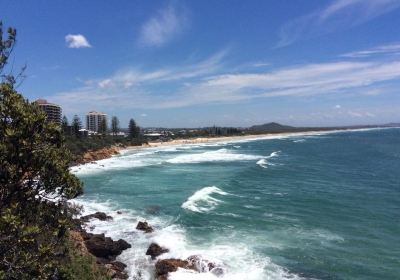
[167,149,264,164]
[256,151,280,168]
[71,197,306,280]
[181,186,229,213]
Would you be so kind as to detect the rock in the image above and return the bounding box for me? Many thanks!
[84,233,131,260]
[146,243,169,259]
[81,211,113,222]
[80,231,94,240]
[71,228,129,279]
[79,145,121,164]
[105,261,128,279]
[136,221,154,233]
[186,255,216,272]
[211,267,225,277]
[117,210,123,214]
[69,230,88,255]
[111,261,127,271]
[155,259,192,278]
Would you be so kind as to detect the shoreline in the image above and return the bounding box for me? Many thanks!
[74,126,395,166]
[121,126,391,153]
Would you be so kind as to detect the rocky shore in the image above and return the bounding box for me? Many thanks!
[77,145,123,165]
[74,211,225,280]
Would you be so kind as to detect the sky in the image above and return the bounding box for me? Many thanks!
[2,0,400,128]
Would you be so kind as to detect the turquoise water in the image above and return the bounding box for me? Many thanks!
[71,128,400,280]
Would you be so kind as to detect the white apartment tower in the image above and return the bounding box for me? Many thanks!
[86,111,107,133]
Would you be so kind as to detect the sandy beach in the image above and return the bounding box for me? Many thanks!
[122,129,345,152]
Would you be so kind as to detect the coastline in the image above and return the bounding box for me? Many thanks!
[120,126,388,154]
[70,126,400,279]
[74,127,393,166]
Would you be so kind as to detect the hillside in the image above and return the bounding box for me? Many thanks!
[248,122,295,132]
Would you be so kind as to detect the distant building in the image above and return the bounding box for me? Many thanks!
[78,128,89,137]
[35,99,62,125]
[86,111,107,133]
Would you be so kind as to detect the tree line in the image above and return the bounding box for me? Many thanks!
[62,114,141,139]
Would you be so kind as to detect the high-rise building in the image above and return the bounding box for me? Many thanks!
[35,99,62,125]
[86,111,107,133]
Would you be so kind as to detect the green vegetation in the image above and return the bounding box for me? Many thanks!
[60,237,111,280]
[71,114,82,136]
[0,22,109,279]
[111,116,119,136]
[128,118,140,138]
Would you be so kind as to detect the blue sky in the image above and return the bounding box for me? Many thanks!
[2,0,400,127]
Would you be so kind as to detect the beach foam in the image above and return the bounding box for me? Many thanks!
[71,127,392,175]
[167,148,264,164]
[181,186,229,213]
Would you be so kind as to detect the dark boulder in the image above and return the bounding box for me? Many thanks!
[146,243,169,259]
[136,221,154,233]
[155,259,191,278]
[186,255,216,272]
[81,211,113,222]
[104,261,128,279]
[84,233,131,260]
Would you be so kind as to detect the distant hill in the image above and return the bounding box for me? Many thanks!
[249,122,295,132]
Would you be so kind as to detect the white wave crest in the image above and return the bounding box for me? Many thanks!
[167,149,264,164]
[181,186,229,213]
[256,151,280,168]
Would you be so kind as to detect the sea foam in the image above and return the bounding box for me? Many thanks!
[167,149,264,164]
[256,151,280,168]
[71,197,305,280]
[181,186,229,213]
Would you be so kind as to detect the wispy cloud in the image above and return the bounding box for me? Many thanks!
[49,49,228,113]
[50,51,400,115]
[277,0,400,47]
[138,3,188,47]
[252,62,271,68]
[65,34,92,48]
[340,42,400,58]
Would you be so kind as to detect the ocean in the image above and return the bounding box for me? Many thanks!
[70,128,400,280]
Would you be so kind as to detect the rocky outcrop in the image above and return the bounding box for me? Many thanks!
[136,221,154,233]
[155,259,195,280]
[154,255,223,279]
[77,145,123,165]
[146,243,169,260]
[186,255,223,276]
[80,211,113,222]
[74,214,131,279]
[103,261,128,279]
[84,233,131,260]
[69,229,130,279]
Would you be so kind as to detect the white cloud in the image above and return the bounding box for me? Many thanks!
[252,62,271,67]
[277,0,400,47]
[141,113,148,117]
[340,43,400,58]
[65,34,92,48]
[98,79,112,88]
[348,110,375,118]
[48,47,400,115]
[139,4,188,47]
